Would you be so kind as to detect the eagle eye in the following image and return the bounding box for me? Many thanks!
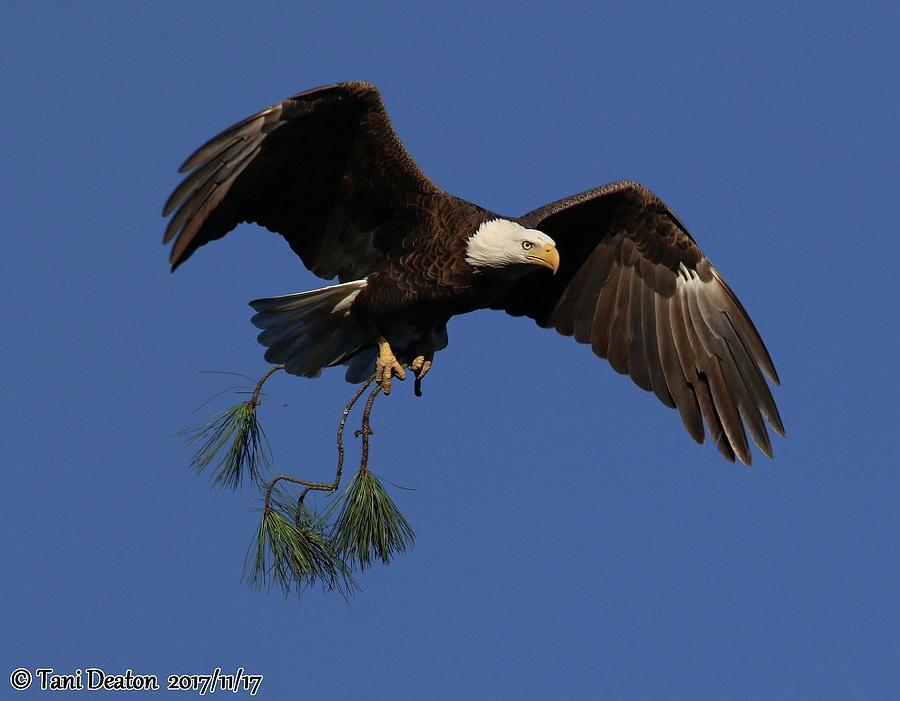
[522,241,534,250]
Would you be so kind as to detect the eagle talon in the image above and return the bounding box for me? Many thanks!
[376,337,405,395]
[410,354,433,380]
[409,347,434,398]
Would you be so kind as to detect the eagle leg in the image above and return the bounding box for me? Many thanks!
[376,336,406,395]
[409,345,435,398]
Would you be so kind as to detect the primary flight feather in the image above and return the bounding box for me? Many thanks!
[163,80,784,465]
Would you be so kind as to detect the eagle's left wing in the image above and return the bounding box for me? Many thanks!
[491,180,783,465]
[163,81,445,281]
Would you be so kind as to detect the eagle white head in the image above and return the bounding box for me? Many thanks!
[465,219,559,276]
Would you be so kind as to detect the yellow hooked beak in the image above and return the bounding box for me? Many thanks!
[526,244,560,274]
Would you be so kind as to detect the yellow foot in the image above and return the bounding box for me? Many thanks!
[376,337,406,395]
[410,349,434,397]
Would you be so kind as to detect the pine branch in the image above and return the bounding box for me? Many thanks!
[243,496,355,597]
[184,363,417,598]
[179,366,282,489]
[329,384,415,569]
[329,469,415,570]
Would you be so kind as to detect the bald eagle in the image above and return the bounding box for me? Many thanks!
[163,81,783,465]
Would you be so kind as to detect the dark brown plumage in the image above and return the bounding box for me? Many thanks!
[163,81,783,465]
[163,81,443,280]
[492,182,783,464]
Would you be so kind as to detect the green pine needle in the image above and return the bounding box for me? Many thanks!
[244,502,355,597]
[330,469,415,570]
[181,400,271,489]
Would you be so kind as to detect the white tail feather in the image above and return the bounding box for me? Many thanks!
[250,279,371,378]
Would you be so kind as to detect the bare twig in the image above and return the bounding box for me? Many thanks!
[251,365,284,407]
[262,375,378,514]
[358,384,383,474]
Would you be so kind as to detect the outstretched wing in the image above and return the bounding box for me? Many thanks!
[163,81,445,280]
[493,180,783,465]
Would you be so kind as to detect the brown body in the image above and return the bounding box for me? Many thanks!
[354,195,505,322]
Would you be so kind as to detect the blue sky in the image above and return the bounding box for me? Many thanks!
[2,1,897,698]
